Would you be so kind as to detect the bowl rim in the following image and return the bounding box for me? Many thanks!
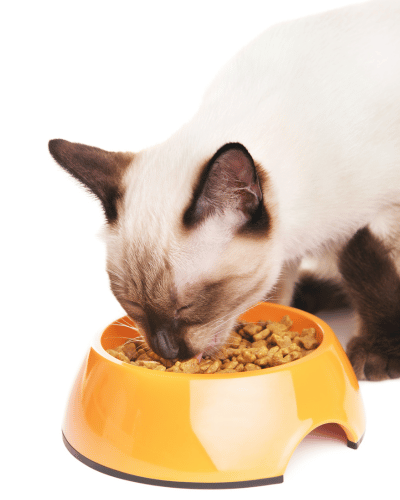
[93,303,334,379]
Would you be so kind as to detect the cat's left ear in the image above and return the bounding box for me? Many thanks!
[183,143,268,233]
[48,139,133,223]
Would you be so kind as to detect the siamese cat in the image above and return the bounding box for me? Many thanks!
[49,0,400,381]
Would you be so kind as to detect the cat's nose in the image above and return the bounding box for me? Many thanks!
[152,329,179,359]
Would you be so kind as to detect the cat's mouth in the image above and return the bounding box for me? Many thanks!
[195,331,221,362]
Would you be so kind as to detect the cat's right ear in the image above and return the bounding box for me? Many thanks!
[183,143,270,235]
[48,139,133,223]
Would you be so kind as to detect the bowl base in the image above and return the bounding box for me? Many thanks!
[62,432,284,489]
[347,433,365,449]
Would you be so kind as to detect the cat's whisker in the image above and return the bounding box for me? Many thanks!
[112,316,136,326]
[103,335,137,341]
[112,322,140,333]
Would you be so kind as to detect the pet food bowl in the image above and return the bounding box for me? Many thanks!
[62,302,365,488]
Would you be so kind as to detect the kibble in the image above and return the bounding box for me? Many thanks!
[106,315,321,374]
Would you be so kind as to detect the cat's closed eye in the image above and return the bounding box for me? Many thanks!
[175,303,194,317]
[176,303,194,313]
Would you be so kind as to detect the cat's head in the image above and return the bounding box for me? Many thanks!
[49,139,282,360]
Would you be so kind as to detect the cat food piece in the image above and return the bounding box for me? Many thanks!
[283,351,302,363]
[107,349,131,363]
[218,368,237,374]
[216,347,230,360]
[166,365,182,373]
[268,345,280,356]
[254,345,270,358]
[180,359,201,374]
[198,359,214,372]
[268,322,289,335]
[253,328,271,341]
[270,333,292,349]
[225,347,242,357]
[205,359,222,374]
[121,342,137,360]
[280,315,293,328]
[252,339,268,349]
[244,363,262,371]
[223,359,239,370]
[228,332,242,348]
[271,350,284,366]
[242,324,263,336]
[237,350,257,363]
[254,356,272,366]
[299,335,320,350]
[135,360,161,369]
[281,343,302,356]
[107,314,321,373]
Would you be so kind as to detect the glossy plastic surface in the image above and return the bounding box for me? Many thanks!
[63,303,366,485]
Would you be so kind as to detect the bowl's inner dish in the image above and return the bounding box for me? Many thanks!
[104,313,321,374]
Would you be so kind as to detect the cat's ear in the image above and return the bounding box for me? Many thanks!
[48,139,133,223]
[183,143,267,233]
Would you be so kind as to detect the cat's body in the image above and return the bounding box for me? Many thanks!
[49,0,400,380]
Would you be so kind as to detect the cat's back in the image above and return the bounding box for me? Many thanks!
[193,0,400,198]
[202,0,400,115]
[184,0,400,231]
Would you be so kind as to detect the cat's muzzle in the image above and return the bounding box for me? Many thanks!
[151,329,181,360]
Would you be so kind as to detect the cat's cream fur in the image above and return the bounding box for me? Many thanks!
[50,0,400,377]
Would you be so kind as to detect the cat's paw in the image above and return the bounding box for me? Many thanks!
[346,336,400,381]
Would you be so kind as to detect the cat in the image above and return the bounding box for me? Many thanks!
[49,0,400,381]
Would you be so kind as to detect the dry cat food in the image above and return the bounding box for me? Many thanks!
[106,315,320,374]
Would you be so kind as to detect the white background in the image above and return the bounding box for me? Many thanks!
[2,0,399,499]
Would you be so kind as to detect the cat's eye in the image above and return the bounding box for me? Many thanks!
[176,303,194,314]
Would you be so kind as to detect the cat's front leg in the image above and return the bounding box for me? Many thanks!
[339,227,400,381]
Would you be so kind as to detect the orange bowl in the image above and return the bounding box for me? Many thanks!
[62,302,365,488]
